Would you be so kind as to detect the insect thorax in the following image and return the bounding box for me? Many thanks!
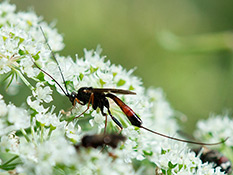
[76,87,93,105]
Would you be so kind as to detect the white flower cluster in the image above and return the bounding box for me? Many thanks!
[0,1,231,175]
[194,114,233,174]
[195,114,233,147]
[0,0,63,94]
[0,94,30,137]
[151,140,226,175]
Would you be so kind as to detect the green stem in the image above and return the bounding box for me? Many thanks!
[1,155,19,167]
[30,125,36,145]
[14,68,34,91]
[20,128,30,142]
[40,125,44,143]
[47,125,55,139]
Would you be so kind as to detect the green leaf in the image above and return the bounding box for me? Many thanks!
[161,169,166,174]
[129,85,135,91]
[168,161,177,169]
[2,36,7,41]
[167,169,172,175]
[5,72,15,90]
[143,150,153,156]
[161,149,167,154]
[112,72,117,77]
[79,73,84,80]
[36,71,45,81]
[178,164,183,170]
[1,11,7,17]
[117,79,126,86]
[99,78,106,86]
[27,20,32,26]
[0,154,21,171]
[18,49,25,55]
[33,51,41,61]
[9,32,15,38]
[90,66,98,73]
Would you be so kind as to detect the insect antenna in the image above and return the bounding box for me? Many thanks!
[30,55,68,97]
[39,26,70,97]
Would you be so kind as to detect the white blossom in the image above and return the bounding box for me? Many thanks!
[0,94,30,136]
[0,1,230,175]
[32,82,53,103]
[194,114,233,147]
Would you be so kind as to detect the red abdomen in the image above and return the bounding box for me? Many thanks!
[106,93,142,127]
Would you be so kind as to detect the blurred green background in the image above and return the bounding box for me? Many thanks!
[6,0,233,133]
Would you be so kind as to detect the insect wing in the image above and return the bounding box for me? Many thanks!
[93,88,136,95]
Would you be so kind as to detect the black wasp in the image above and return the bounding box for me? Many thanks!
[75,134,126,149]
[31,27,228,146]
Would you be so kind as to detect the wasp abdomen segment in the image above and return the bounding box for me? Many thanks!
[106,93,142,127]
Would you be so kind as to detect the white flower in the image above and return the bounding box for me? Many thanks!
[194,114,233,147]
[75,149,138,175]
[7,104,30,129]
[17,131,78,175]
[0,57,11,74]
[92,111,105,124]
[65,122,82,142]
[19,56,40,78]
[0,95,30,136]
[0,1,16,16]
[1,1,229,174]
[32,82,53,103]
[0,95,7,116]
[27,96,48,113]
[35,113,48,125]
[0,131,19,153]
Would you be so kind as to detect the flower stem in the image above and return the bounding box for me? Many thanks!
[40,125,44,143]
[48,125,55,139]
[0,155,19,168]
[14,69,34,91]
[30,125,36,144]
[20,128,30,142]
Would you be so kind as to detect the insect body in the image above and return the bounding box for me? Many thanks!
[193,147,232,174]
[69,87,142,131]
[33,27,228,146]
[75,134,126,149]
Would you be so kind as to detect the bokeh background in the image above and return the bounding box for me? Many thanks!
[4,0,233,133]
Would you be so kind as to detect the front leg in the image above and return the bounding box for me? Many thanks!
[73,93,94,120]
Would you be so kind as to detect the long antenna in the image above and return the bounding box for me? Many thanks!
[30,55,68,96]
[140,126,228,145]
[39,26,69,96]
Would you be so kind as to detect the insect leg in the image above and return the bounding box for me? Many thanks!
[73,93,94,120]
[100,107,108,134]
[106,93,142,127]
[107,108,123,132]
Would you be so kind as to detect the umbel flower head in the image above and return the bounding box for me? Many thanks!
[0,1,231,175]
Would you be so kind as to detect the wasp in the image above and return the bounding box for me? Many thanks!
[75,134,126,149]
[31,27,228,146]
[75,134,125,159]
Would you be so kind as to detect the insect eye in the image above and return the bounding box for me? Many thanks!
[71,92,77,98]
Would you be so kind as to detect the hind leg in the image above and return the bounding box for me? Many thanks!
[107,108,123,133]
[100,107,123,134]
[100,107,108,134]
